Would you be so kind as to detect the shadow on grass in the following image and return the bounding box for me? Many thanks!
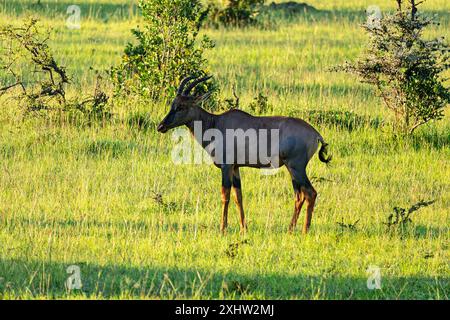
[126,112,158,132]
[0,144,16,159]
[85,139,139,158]
[408,224,449,240]
[335,126,450,156]
[224,76,377,102]
[83,138,162,158]
[296,110,383,131]
[407,129,450,151]
[0,258,448,299]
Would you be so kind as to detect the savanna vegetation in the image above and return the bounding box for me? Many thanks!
[0,0,448,299]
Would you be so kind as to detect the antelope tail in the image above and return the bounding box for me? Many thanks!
[318,138,332,164]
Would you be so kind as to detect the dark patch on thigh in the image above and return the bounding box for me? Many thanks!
[292,179,311,192]
[222,178,232,189]
[292,179,302,192]
[232,176,241,189]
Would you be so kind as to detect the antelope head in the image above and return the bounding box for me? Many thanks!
[157,75,212,133]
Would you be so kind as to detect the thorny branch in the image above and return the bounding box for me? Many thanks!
[0,18,109,118]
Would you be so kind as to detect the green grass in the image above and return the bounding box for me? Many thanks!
[0,0,449,299]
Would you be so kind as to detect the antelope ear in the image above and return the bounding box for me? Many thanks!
[195,91,213,104]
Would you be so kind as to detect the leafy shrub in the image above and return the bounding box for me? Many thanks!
[86,140,137,158]
[207,0,264,28]
[264,1,318,16]
[334,0,449,134]
[110,0,215,101]
[384,199,435,232]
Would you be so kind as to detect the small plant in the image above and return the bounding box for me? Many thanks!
[335,218,359,242]
[225,239,249,259]
[222,84,240,110]
[301,110,383,131]
[150,190,179,212]
[209,83,239,112]
[248,92,272,114]
[222,280,251,295]
[384,199,435,230]
[213,89,271,114]
[310,176,333,184]
[334,0,450,134]
[69,74,110,119]
[385,207,414,228]
[336,218,360,232]
[110,0,215,101]
[151,191,164,206]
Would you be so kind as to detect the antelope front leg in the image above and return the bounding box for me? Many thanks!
[232,167,247,234]
[220,166,232,234]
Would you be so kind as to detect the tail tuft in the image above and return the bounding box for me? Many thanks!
[318,140,332,164]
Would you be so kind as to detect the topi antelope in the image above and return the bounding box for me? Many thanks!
[157,75,331,235]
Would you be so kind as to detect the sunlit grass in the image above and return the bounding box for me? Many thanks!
[0,0,448,299]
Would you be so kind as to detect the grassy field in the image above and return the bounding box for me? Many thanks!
[0,0,449,299]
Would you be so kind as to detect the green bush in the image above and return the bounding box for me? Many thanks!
[208,0,264,28]
[334,0,449,134]
[110,0,215,101]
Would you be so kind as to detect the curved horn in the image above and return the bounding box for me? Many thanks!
[177,75,198,95]
[183,75,212,95]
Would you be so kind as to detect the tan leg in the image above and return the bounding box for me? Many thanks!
[221,187,230,234]
[232,167,246,233]
[289,190,305,233]
[232,187,247,233]
[302,187,317,234]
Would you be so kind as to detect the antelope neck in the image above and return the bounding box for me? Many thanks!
[186,106,217,134]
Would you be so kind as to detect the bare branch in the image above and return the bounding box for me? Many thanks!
[232,83,240,108]
[0,82,21,94]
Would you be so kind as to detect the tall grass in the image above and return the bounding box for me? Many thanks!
[0,0,448,299]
